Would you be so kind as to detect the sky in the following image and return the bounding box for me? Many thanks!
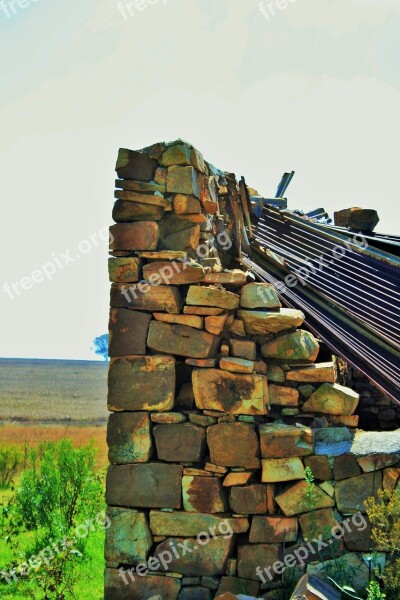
[0,0,399,360]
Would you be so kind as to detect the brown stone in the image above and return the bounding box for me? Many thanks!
[335,471,383,513]
[383,467,400,491]
[115,178,166,194]
[205,314,228,335]
[143,261,205,285]
[167,165,199,196]
[177,383,195,410]
[114,189,171,208]
[184,468,212,477]
[147,321,220,358]
[219,357,255,374]
[105,507,152,563]
[110,222,159,251]
[108,355,175,412]
[229,484,267,514]
[136,250,187,259]
[149,511,248,537]
[173,194,201,214]
[186,358,218,368]
[229,339,257,361]
[193,369,268,415]
[268,385,299,406]
[184,306,225,316]
[153,312,203,329]
[186,286,240,310]
[108,309,151,356]
[108,257,141,282]
[286,362,336,383]
[106,463,183,508]
[249,516,298,543]
[299,508,340,541]
[259,423,313,458]
[151,412,186,424]
[228,319,246,337]
[216,577,260,598]
[107,412,152,464]
[207,422,261,469]
[261,457,305,483]
[266,484,277,514]
[223,472,253,487]
[240,283,281,309]
[237,308,305,334]
[154,536,233,576]
[105,568,180,600]
[261,330,320,362]
[161,142,192,167]
[330,415,359,427]
[110,283,183,314]
[275,481,335,516]
[358,453,400,473]
[237,544,281,581]
[189,414,216,427]
[204,463,228,475]
[302,383,359,416]
[303,456,333,481]
[153,423,206,462]
[112,199,165,222]
[204,270,248,286]
[266,365,285,382]
[182,475,228,513]
[343,515,372,551]
[115,148,158,181]
[333,454,362,481]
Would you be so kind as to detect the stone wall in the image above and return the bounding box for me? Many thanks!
[105,140,397,600]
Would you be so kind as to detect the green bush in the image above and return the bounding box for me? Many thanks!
[0,444,23,488]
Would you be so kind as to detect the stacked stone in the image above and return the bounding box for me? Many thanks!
[105,141,392,600]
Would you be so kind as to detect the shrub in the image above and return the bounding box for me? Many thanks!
[0,444,23,488]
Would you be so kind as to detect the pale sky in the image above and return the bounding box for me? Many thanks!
[0,0,399,360]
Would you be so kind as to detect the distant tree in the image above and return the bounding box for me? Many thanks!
[92,334,109,361]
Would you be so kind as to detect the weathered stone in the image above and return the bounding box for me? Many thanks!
[154,536,234,576]
[107,412,152,464]
[320,481,335,497]
[358,453,400,473]
[216,577,260,598]
[228,319,246,337]
[110,283,183,314]
[249,516,298,543]
[177,383,195,410]
[108,309,151,356]
[153,312,204,329]
[114,189,170,208]
[229,484,267,514]
[204,270,248,286]
[266,484,277,514]
[335,472,383,513]
[259,423,313,458]
[333,454,362,481]
[162,143,192,167]
[275,481,335,516]
[110,222,159,251]
[330,415,359,427]
[266,365,285,382]
[182,475,228,513]
[261,457,306,483]
[205,314,228,335]
[186,358,218,368]
[229,339,257,361]
[155,166,168,184]
[240,283,281,309]
[115,178,166,194]
[105,508,152,563]
[193,369,268,415]
[237,544,281,581]
[204,463,228,475]
[219,357,255,374]
[314,427,352,444]
[302,383,359,416]
[286,362,336,383]
[173,194,201,214]
[207,422,260,469]
[108,257,141,282]
[178,587,210,600]
[268,385,299,406]
[184,306,225,316]
[343,515,372,551]
[106,463,183,508]
[149,511,248,536]
[147,321,220,359]
[184,468,212,477]
[303,456,333,481]
[143,261,205,285]
[298,384,315,398]
[261,330,320,362]
[167,166,199,196]
[186,286,240,310]
[299,508,340,541]
[151,412,186,424]
[291,574,340,600]
[115,148,158,181]
[223,472,253,487]
[153,423,206,463]
[108,355,175,412]
[383,467,400,491]
[237,308,304,335]
[307,553,369,594]
[105,568,180,600]
[136,250,187,260]
[190,147,207,173]
[189,413,216,427]
[163,225,200,251]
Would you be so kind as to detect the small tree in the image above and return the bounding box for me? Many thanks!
[92,334,109,361]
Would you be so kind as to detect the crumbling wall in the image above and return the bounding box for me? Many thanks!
[105,140,396,600]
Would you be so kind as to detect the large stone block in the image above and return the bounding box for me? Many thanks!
[105,569,181,600]
[261,457,306,483]
[115,148,158,181]
[110,222,159,251]
[193,369,268,415]
[358,453,400,473]
[154,536,234,576]
[106,463,183,508]
[153,312,203,329]
[107,412,152,464]
[182,475,228,513]
[149,511,249,537]
[147,321,220,358]
[286,362,336,383]
[173,194,201,214]
[110,283,183,314]
[240,282,281,309]
[268,384,299,407]
[108,309,151,356]
[229,484,267,514]
[237,308,305,334]
[261,330,319,362]
[249,516,298,543]
[186,286,240,310]
[299,508,340,541]
[153,423,206,462]
[161,142,192,167]
[335,471,382,514]
[333,454,362,481]
[303,455,333,481]
[229,339,257,361]
[302,383,359,416]
[237,544,281,581]
[115,178,166,194]
[275,481,334,516]
[204,270,248,286]
[105,508,152,563]
[108,257,142,282]
[167,165,199,196]
[259,423,313,458]
[112,199,165,222]
[207,422,260,469]
[219,357,254,374]
[143,261,205,285]
[108,355,175,412]
[216,576,260,598]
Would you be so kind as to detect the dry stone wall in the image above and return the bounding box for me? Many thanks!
[105,140,396,600]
